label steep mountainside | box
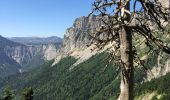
[9,36,62,70]
[0,51,21,78]
[0,53,120,100]
[53,15,105,66]
[57,15,170,81]
[62,15,102,53]
[0,35,61,78]
[0,35,23,78]
[1,51,170,100]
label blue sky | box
[0,0,140,38]
[0,0,93,38]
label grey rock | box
[0,36,61,78]
[62,15,103,53]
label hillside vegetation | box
[0,52,119,100]
[135,72,170,100]
[0,51,170,100]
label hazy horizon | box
[0,34,63,38]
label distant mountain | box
[0,35,23,49]
[0,35,61,78]
[9,36,62,45]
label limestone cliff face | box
[62,6,169,53]
[43,44,61,60]
[158,0,169,8]
[0,35,61,77]
[52,15,104,66]
[4,45,37,65]
[4,44,60,69]
[63,15,102,53]
[7,36,62,66]
[0,36,22,78]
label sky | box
[0,0,140,38]
[0,0,93,38]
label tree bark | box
[118,26,134,100]
[117,0,134,99]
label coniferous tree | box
[89,0,169,100]
[21,87,34,100]
[0,86,14,100]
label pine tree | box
[0,86,14,100]
[89,0,169,99]
[21,87,33,100]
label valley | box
[0,14,170,100]
[0,0,170,100]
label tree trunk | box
[117,0,134,100]
[118,26,134,100]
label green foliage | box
[0,86,14,100]
[0,52,119,100]
[151,95,159,100]
[90,78,120,100]
[1,51,170,100]
[21,87,33,100]
[134,67,146,83]
[135,72,170,100]
[22,53,45,71]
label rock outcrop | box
[53,15,105,66]
[0,36,22,78]
[62,15,102,53]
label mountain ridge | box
[8,36,62,45]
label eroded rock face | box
[4,45,37,65]
[4,44,60,66]
[158,0,169,8]
[63,15,103,53]
[7,36,62,66]
[43,44,60,61]
[0,35,62,77]
[52,15,104,65]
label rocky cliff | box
[52,15,106,66]
[0,35,22,78]
[0,35,62,77]
[62,15,102,53]
[4,44,61,65]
